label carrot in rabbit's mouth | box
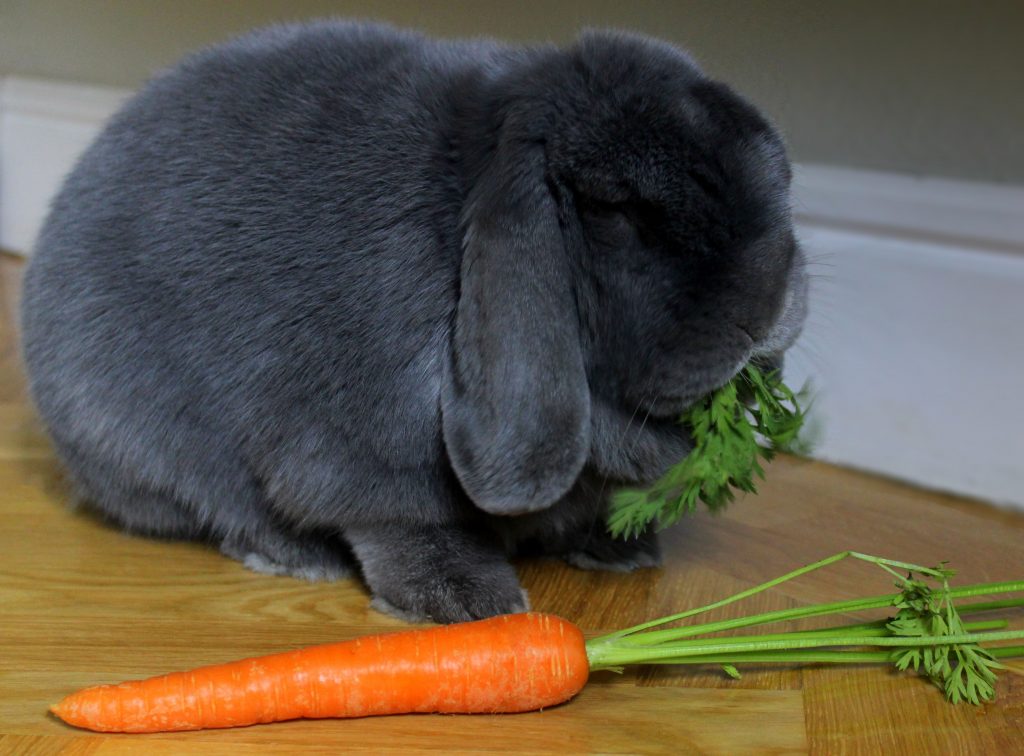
[607,364,807,538]
[50,552,1024,732]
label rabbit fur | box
[21,21,808,622]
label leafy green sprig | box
[583,551,1024,705]
[887,572,1007,704]
[608,364,806,538]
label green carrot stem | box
[586,629,1024,670]
[987,645,1024,658]
[640,650,891,665]
[612,619,1006,650]
[616,644,1024,667]
[938,581,1024,601]
[611,551,942,639]
[955,597,1024,614]
[765,618,1007,640]
[598,580,1024,648]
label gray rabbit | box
[21,21,807,622]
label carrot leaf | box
[607,364,808,538]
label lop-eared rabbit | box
[22,22,807,622]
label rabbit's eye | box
[580,195,633,228]
[583,196,625,215]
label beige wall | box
[2,0,1022,183]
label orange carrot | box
[50,613,590,733]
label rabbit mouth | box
[640,353,754,418]
[641,393,705,418]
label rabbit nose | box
[737,322,768,344]
[753,255,809,357]
[752,352,785,375]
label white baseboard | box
[2,75,1022,509]
[793,163,1024,255]
[784,228,1024,510]
[0,76,130,254]
[786,167,1024,511]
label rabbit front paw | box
[347,524,528,623]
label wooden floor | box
[2,251,1023,754]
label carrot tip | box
[50,697,77,723]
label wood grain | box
[2,252,1022,754]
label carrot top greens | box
[608,364,806,538]
[584,551,1024,705]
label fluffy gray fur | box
[21,21,807,622]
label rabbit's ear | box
[442,133,590,516]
